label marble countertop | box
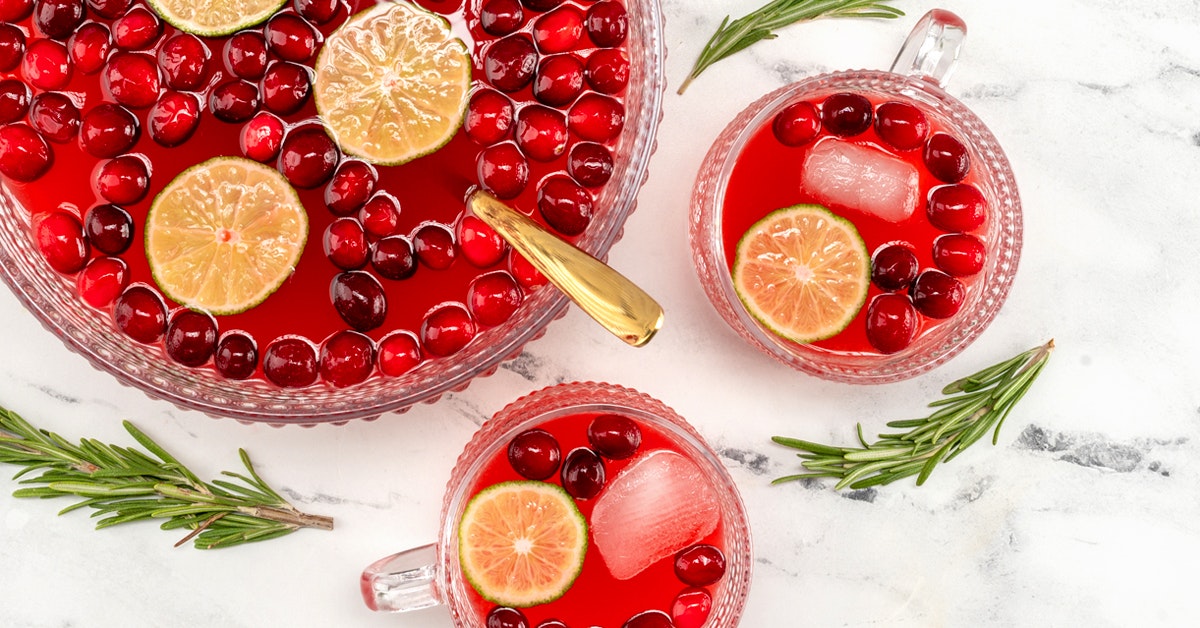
[3,0,1199,626]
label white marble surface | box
[3,0,1200,626]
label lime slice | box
[459,481,587,608]
[732,204,870,343]
[313,2,471,166]
[145,157,308,315]
[146,0,287,37]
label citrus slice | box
[313,1,471,166]
[146,0,287,37]
[458,481,588,608]
[732,204,870,343]
[145,157,308,315]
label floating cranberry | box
[261,61,311,115]
[0,24,24,72]
[458,215,506,267]
[0,123,53,182]
[586,1,627,47]
[567,142,613,188]
[319,330,375,388]
[465,89,513,145]
[35,210,87,273]
[585,48,628,94]
[480,0,523,36]
[538,176,592,236]
[148,91,200,147]
[535,621,567,628]
[0,0,33,22]
[533,6,582,54]
[478,142,529,199]
[215,332,258,380]
[324,217,368,270]
[586,413,641,460]
[671,588,714,628]
[294,0,338,24]
[278,125,337,188]
[568,93,623,142]
[622,610,671,628]
[866,293,918,354]
[23,39,72,91]
[83,203,133,254]
[377,331,421,377]
[85,0,128,19]
[533,55,584,107]
[933,233,986,277]
[33,0,85,40]
[262,337,318,388]
[821,92,872,137]
[371,235,417,280]
[521,0,561,11]
[103,52,161,109]
[112,7,162,50]
[910,270,965,319]
[561,447,605,499]
[265,13,318,62]
[325,160,376,215]
[413,223,455,270]
[331,271,387,331]
[924,132,971,183]
[486,607,528,628]
[67,22,110,75]
[674,544,726,586]
[515,104,568,162]
[29,92,80,143]
[240,111,284,162]
[927,183,986,232]
[421,303,475,357]
[224,31,268,80]
[165,310,218,367]
[209,79,260,122]
[80,103,138,158]
[484,34,537,93]
[507,428,561,480]
[468,271,521,326]
[113,285,166,343]
[0,80,29,124]
[159,34,210,91]
[773,100,820,146]
[95,155,149,205]
[870,243,918,291]
[358,192,400,237]
[76,255,128,308]
[509,251,546,290]
[875,101,929,151]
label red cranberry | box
[875,101,929,151]
[112,7,162,51]
[76,255,128,307]
[421,303,475,357]
[866,293,918,354]
[324,217,368,270]
[331,271,387,331]
[377,331,421,377]
[0,123,53,182]
[0,0,33,22]
[515,104,567,161]
[0,24,25,73]
[585,1,627,47]
[910,270,965,319]
[480,0,523,36]
[483,34,537,93]
[533,54,584,107]
[325,160,376,215]
[159,34,210,91]
[261,61,311,115]
[532,6,582,54]
[588,413,641,459]
[924,132,971,182]
[33,0,85,40]
[262,337,318,388]
[371,235,417,280]
[674,544,726,586]
[585,48,629,94]
[458,215,506,267]
[927,184,987,232]
[215,332,258,380]
[85,0,128,19]
[103,52,160,109]
[95,155,149,205]
[278,125,337,188]
[468,271,521,326]
[23,39,72,90]
[0,80,29,124]
[83,203,134,254]
[623,611,672,628]
[165,310,218,367]
[568,142,612,188]
[80,103,138,158]
[240,111,284,162]
[561,447,605,499]
[773,100,820,146]
[35,210,88,273]
[478,142,529,199]
[821,92,873,137]
[568,93,623,142]
[671,588,713,628]
[509,251,546,290]
[358,192,400,237]
[29,92,80,143]
[413,223,455,270]
[933,233,986,277]
[535,621,567,628]
[265,13,317,62]
[113,286,166,343]
[294,0,338,24]
[537,176,592,236]
[148,91,200,147]
[521,0,561,11]
[319,330,375,387]
[465,88,514,145]
[507,428,561,480]
[871,243,918,291]
[224,31,268,80]
[209,79,260,122]
[486,607,528,628]
[67,22,110,74]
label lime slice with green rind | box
[146,0,287,37]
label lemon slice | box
[732,204,870,343]
[145,157,308,315]
[459,481,587,608]
[147,0,287,37]
[314,1,471,166]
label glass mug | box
[361,381,753,627]
[690,9,1023,384]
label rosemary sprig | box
[773,340,1054,490]
[0,407,333,548]
[679,0,905,94]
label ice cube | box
[591,449,720,581]
[801,138,920,222]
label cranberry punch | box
[361,382,752,627]
[691,10,1022,383]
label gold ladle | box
[467,190,664,347]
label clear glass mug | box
[690,9,1022,384]
[360,381,753,626]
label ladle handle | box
[890,9,967,88]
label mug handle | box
[360,543,442,612]
[890,9,967,88]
